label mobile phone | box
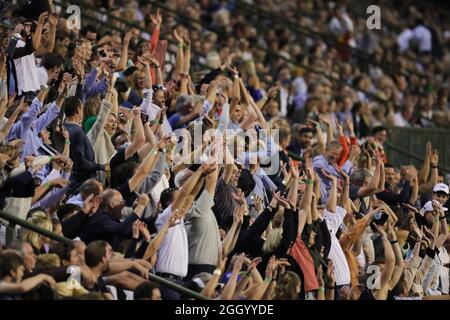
[140,112,149,124]
[373,212,389,225]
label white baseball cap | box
[420,200,448,215]
[433,183,449,195]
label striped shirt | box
[324,206,351,286]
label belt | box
[155,272,184,281]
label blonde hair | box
[36,253,61,269]
[262,228,283,254]
[21,216,53,250]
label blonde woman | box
[20,216,53,255]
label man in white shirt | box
[154,163,214,299]
[413,21,432,53]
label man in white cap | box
[431,183,450,208]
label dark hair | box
[299,127,315,135]
[134,281,160,300]
[371,126,388,136]
[85,241,108,268]
[49,242,77,263]
[41,53,64,70]
[0,251,23,279]
[64,96,83,117]
[80,25,97,37]
[159,188,178,210]
[237,169,256,197]
[384,163,395,169]
[111,129,129,148]
[56,204,81,221]
[79,179,102,200]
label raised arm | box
[116,32,132,72]
[418,142,431,184]
[124,107,146,160]
[128,136,170,192]
[299,158,314,234]
[322,169,337,213]
[373,224,396,300]
[36,13,58,55]
[32,12,48,51]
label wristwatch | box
[41,84,49,90]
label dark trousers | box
[186,264,216,280]
[156,273,185,300]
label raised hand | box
[425,142,432,158]
[345,117,355,136]
[150,8,162,29]
[233,205,245,225]
[232,189,247,207]
[48,13,58,27]
[253,195,264,213]
[136,193,150,207]
[335,119,344,136]
[173,29,184,44]
[37,11,49,26]
[373,223,387,238]
[49,177,70,189]
[321,168,336,182]
[430,149,439,167]
[267,85,280,100]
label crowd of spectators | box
[0,0,449,300]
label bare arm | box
[418,142,431,184]
[124,107,146,160]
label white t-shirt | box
[155,206,189,277]
[36,66,48,87]
[324,206,351,286]
[14,39,41,95]
[413,25,432,52]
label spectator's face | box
[151,288,162,300]
[385,167,395,185]
[136,72,146,89]
[230,165,241,186]
[40,129,52,145]
[86,31,97,43]
[432,192,449,205]
[22,242,36,271]
[374,130,387,145]
[105,114,117,135]
[280,134,291,149]
[154,90,165,106]
[299,131,313,148]
[11,264,25,283]
[231,105,242,123]
[324,146,342,164]
[66,247,82,266]
[109,191,126,220]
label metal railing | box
[0,210,209,300]
[385,127,450,175]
